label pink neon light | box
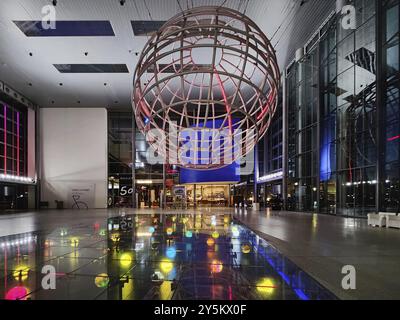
[3,105,6,174]
[214,68,233,133]
[17,112,20,176]
[387,135,400,142]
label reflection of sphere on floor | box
[95,273,109,288]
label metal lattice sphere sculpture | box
[133,6,280,170]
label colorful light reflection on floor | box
[0,214,337,300]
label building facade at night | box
[274,0,399,217]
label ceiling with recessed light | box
[0,0,334,108]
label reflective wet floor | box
[0,213,336,300]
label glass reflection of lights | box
[231,226,240,238]
[160,259,174,274]
[151,271,165,282]
[60,228,68,237]
[135,242,145,251]
[0,234,37,248]
[185,230,193,238]
[166,247,177,259]
[120,252,133,267]
[212,231,220,239]
[94,273,109,288]
[149,226,155,234]
[13,265,30,281]
[206,238,215,247]
[160,280,172,300]
[5,286,28,300]
[241,244,251,254]
[166,227,173,235]
[151,242,159,250]
[70,237,79,247]
[256,278,276,295]
[99,229,106,236]
[210,260,223,274]
[110,233,120,242]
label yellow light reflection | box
[159,280,172,300]
[122,277,134,300]
[13,265,29,281]
[206,238,215,247]
[241,244,251,254]
[256,278,276,296]
[120,252,133,267]
[110,233,120,242]
[70,237,79,247]
[160,259,174,274]
[212,231,220,239]
[210,260,223,274]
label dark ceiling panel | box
[131,20,166,36]
[54,64,129,73]
[14,20,115,37]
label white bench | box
[368,212,398,228]
[368,213,387,227]
[387,215,400,229]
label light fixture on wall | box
[0,174,35,184]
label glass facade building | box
[284,0,399,217]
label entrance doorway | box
[185,184,231,207]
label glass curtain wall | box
[286,0,383,217]
[287,48,319,212]
[382,0,400,212]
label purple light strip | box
[17,112,20,176]
[3,105,6,174]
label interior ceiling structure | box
[0,0,313,108]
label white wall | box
[40,108,108,209]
